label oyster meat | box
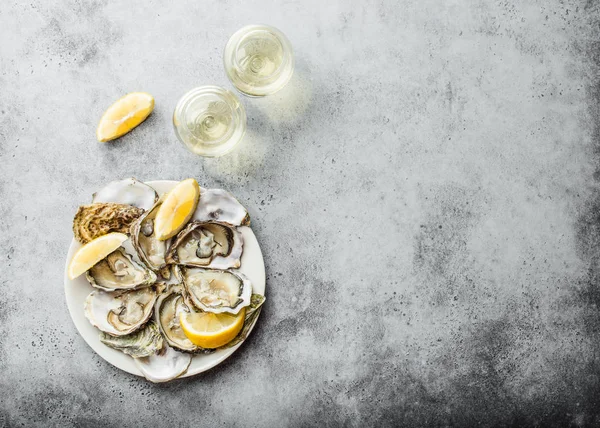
[166,221,243,269]
[92,177,158,211]
[73,203,143,244]
[155,283,212,353]
[130,198,169,272]
[84,284,163,336]
[182,268,252,314]
[192,188,250,226]
[99,320,164,358]
[134,343,192,383]
[86,247,157,292]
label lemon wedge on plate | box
[154,178,200,240]
[67,232,128,279]
[96,92,154,142]
[179,308,246,349]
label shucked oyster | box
[86,247,157,292]
[130,198,169,272]
[165,222,243,270]
[155,283,212,353]
[181,268,251,315]
[192,188,250,226]
[84,284,163,336]
[92,177,158,211]
[99,320,163,358]
[73,203,143,244]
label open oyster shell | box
[134,343,192,383]
[73,203,143,244]
[165,221,243,270]
[192,188,250,226]
[84,284,163,336]
[92,177,158,211]
[99,320,163,358]
[86,247,157,292]
[154,283,212,353]
[181,268,252,315]
[130,198,169,272]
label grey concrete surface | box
[1,0,600,426]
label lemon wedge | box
[67,232,128,280]
[179,308,246,349]
[154,178,200,240]
[96,92,154,142]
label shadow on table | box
[202,57,315,178]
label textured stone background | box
[1,0,600,426]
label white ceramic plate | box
[63,180,265,379]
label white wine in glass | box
[224,25,294,97]
[173,86,246,157]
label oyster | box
[165,222,243,269]
[181,268,252,315]
[130,198,169,272]
[73,203,143,244]
[134,343,192,383]
[92,177,158,211]
[155,283,212,353]
[192,188,250,226]
[84,285,163,336]
[99,320,163,358]
[86,247,157,292]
